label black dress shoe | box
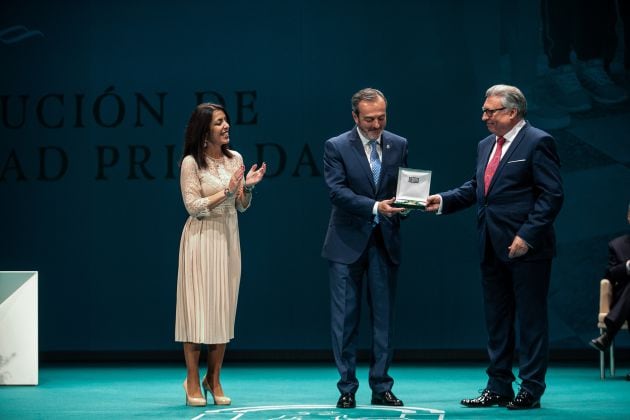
[460,388,513,407]
[336,392,356,409]
[589,332,612,352]
[371,390,403,406]
[506,389,540,410]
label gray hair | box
[351,88,387,115]
[485,84,527,118]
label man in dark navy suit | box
[425,84,564,410]
[590,204,630,377]
[322,88,408,409]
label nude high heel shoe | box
[202,376,231,405]
[183,379,207,407]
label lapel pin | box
[386,144,390,149]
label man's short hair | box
[351,88,387,115]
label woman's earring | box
[203,140,208,148]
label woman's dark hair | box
[181,103,233,168]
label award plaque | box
[394,167,431,209]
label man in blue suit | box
[322,88,408,409]
[425,84,563,410]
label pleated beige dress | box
[175,152,249,344]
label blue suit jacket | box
[322,128,408,265]
[441,122,563,262]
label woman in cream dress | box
[175,103,266,407]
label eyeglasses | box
[481,107,506,117]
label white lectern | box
[0,271,38,385]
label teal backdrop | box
[1,0,629,354]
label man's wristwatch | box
[224,188,234,198]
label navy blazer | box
[322,128,408,265]
[441,122,564,262]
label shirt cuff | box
[626,260,630,276]
[372,202,379,216]
[436,194,444,215]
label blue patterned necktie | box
[368,140,381,187]
[368,139,381,224]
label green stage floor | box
[1,362,630,419]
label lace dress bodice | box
[180,152,248,218]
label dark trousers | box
[606,280,630,335]
[621,0,630,70]
[481,246,551,399]
[541,0,618,67]
[329,226,398,395]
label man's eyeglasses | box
[481,107,506,117]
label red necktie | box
[484,136,505,195]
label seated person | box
[590,204,630,373]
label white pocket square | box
[507,159,526,163]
